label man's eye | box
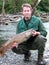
[27,10,29,12]
[24,10,26,12]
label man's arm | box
[38,20,47,37]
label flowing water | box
[0,22,49,63]
[0,23,17,45]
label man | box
[12,3,47,65]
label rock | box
[0,13,49,24]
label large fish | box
[0,29,34,57]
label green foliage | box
[0,0,49,14]
[0,0,34,14]
[37,0,49,12]
[0,0,2,13]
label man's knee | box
[33,35,47,50]
[35,35,47,43]
[12,47,24,54]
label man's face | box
[22,7,32,20]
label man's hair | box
[21,3,32,10]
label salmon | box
[0,29,34,57]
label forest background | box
[0,0,49,15]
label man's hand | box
[9,42,18,49]
[31,30,40,37]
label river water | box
[0,22,49,63]
[0,22,49,43]
[0,23,16,40]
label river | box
[0,22,49,64]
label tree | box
[37,0,49,12]
[1,0,47,14]
[2,0,5,16]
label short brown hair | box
[21,3,32,10]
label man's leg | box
[12,38,32,61]
[33,35,47,65]
[23,36,37,61]
[12,42,29,54]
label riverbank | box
[35,12,49,22]
[0,22,49,65]
[0,13,49,25]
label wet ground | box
[0,22,49,65]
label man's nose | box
[25,11,29,14]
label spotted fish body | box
[0,29,33,57]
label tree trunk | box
[2,0,5,16]
[31,0,41,15]
[31,0,41,7]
